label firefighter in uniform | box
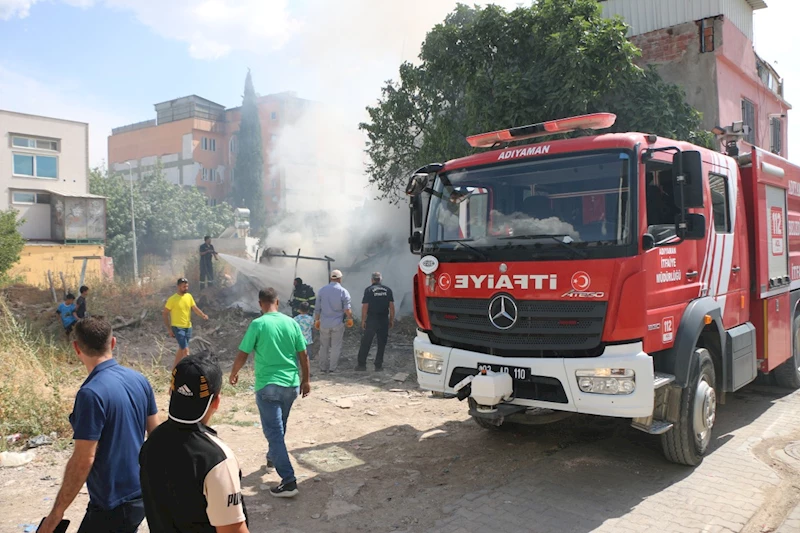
[289,278,316,318]
[356,272,395,371]
[199,236,218,289]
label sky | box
[0,0,797,167]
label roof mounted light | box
[466,113,617,148]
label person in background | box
[56,293,78,339]
[139,352,250,533]
[199,236,219,289]
[314,270,354,373]
[39,318,159,533]
[163,278,209,369]
[356,272,395,371]
[289,277,316,318]
[293,301,315,360]
[76,285,89,319]
[230,288,310,498]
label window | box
[13,153,58,178]
[207,198,218,207]
[201,167,209,181]
[211,138,216,151]
[271,111,278,120]
[709,174,730,233]
[202,137,207,150]
[771,117,783,155]
[229,135,237,155]
[202,137,215,151]
[742,99,756,144]
[12,136,58,151]
[11,191,51,204]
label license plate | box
[477,363,531,381]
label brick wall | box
[631,23,698,64]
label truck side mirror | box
[673,150,704,208]
[679,213,706,240]
[409,231,423,254]
[406,173,429,197]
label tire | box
[774,315,800,389]
[661,348,717,466]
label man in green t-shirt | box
[229,287,310,498]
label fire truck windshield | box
[425,151,633,260]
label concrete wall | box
[631,20,721,131]
[1,110,89,220]
[11,243,106,287]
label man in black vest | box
[356,272,394,371]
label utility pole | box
[125,161,139,281]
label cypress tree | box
[232,69,266,230]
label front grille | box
[449,367,568,403]
[428,297,607,357]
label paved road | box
[433,385,800,533]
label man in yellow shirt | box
[163,278,209,368]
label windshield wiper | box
[498,234,587,258]
[431,239,489,260]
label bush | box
[0,209,25,279]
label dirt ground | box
[4,285,800,533]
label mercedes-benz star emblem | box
[488,294,518,330]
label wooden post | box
[47,270,57,303]
[59,271,68,298]
[79,258,88,288]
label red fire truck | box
[406,113,800,465]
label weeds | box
[0,297,79,441]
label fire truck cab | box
[406,113,800,465]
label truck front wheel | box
[774,315,800,389]
[661,348,717,466]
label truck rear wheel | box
[661,348,716,466]
[774,315,800,389]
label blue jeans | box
[171,327,192,349]
[77,497,145,533]
[255,384,299,484]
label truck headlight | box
[575,368,635,395]
[415,350,444,374]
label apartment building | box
[1,109,108,285]
[600,0,791,156]
[108,91,318,217]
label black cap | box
[168,354,221,424]
[177,277,188,285]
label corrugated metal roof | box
[45,190,106,199]
[746,0,768,9]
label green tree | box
[360,0,712,199]
[231,70,267,230]
[0,209,25,279]
[90,166,233,278]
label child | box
[293,302,315,360]
[56,293,79,338]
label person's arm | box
[217,523,249,533]
[361,303,369,329]
[162,308,174,337]
[389,302,396,328]
[343,289,353,320]
[146,414,160,436]
[297,350,310,397]
[39,440,98,533]
[192,305,209,320]
[229,350,249,385]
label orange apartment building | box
[107,91,308,215]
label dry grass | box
[0,297,80,445]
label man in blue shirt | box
[39,318,160,533]
[314,269,354,373]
